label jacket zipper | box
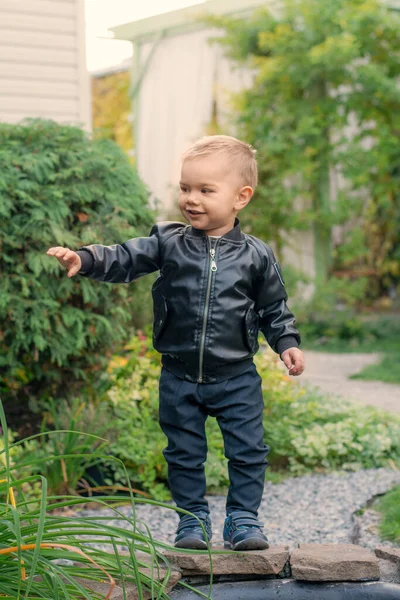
[198,237,219,383]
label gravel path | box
[76,468,400,552]
[278,350,400,414]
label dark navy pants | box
[158,363,270,516]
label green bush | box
[263,382,400,475]
[0,119,153,418]
[21,398,117,499]
[294,296,400,351]
[103,333,400,500]
[294,306,367,346]
[104,333,170,501]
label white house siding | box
[0,0,90,128]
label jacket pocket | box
[244,307,259,354]
[153,293,168,343]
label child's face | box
[179,155,253,236]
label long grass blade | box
[0,399,211,600]
[23,475,48,598]
[0,543,115,599]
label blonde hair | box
[182,135,258,189]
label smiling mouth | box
[187,210,205,215]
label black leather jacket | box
[77,219,301,383]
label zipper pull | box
[210,248,217,272]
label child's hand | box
[281,347,305,376]
[46,247,82,278]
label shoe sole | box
[175,538,211,550]
[224,538,269,551]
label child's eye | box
[201,188,212,194]
[180,187,188,193]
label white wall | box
[136,28,253,213]
[134,27,315,281]
[0,0,91,128]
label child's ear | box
[234,186,253,211]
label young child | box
[47,135,305,551]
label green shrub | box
[259,349,399,474]
[103,333,400,499]
[294,299,400,351]
[0,119,153,418]
[104,333,170,501]
[264,383,400,475]
[294,307,367,346]
[20,398,117,499]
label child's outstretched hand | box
[46,247,82,278]
[281,347,305,376]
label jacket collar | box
[186,218,244,241]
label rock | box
[375,548,400,585]
[291,543,379,581]
[375,546,400,564]
[163,545,289,575]
[377,557,400,585]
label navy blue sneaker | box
[174,511,212,549]
[223,510,269,551]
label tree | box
[208,0,400,299]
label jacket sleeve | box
[254,245,301,356]
[76,224,163,283]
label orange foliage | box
[91,70,134,159]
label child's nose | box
[187,192,200,204]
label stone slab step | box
[291,543,379,581]
[164,543,382,582]
[163,545,290,575]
